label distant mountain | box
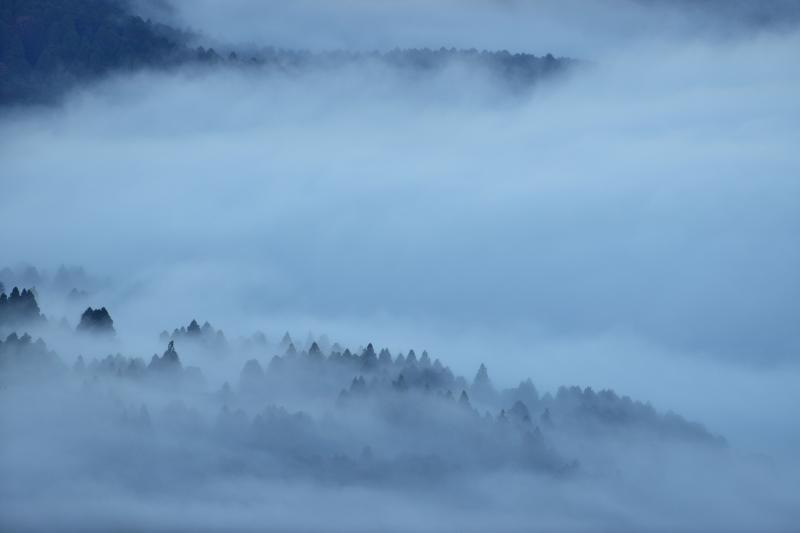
[0,0,574,105]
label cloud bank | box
[1,0,799,530]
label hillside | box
[0,0,573,105]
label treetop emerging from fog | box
[0,0,799,530]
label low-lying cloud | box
[1,0,799,530]
[2,32,797,362]
[143,0,800,55]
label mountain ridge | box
[0,0,573,105]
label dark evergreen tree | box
[471,363,496,403]
[420,350,431,366]
[0,332,61,371]
[473,363,491,388]
[162,341,179,365]
[361,343,378,369]
[308,341,322,358]
[459,390,471,408]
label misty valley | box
[0,0,572,105]
[2,0,800,531]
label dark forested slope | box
[0,0,573,105]
[0,0,192,103]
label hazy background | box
[2,0,799,460]
[142,0,800,55]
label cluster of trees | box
[237,341,471,406]
[0,270,120,340]
[381,47,568,88]
[246,46,572,89]
[218,373,574,479]
[108,396,568,484]
[235,340,722,446]
[148,339,180,372]
[0,279,722,449]
[552,385,726,445]
[77,306,115,335]
[229,341,561,471]
[0,286,44,327]
[0,277,723,479]
[75,339,205,385]
[160,319,231,353]
[204,382,571,481]
[244,340,524,411]
[0,332,60,374]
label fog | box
[149,0,800,55]
[1,0,800,531]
